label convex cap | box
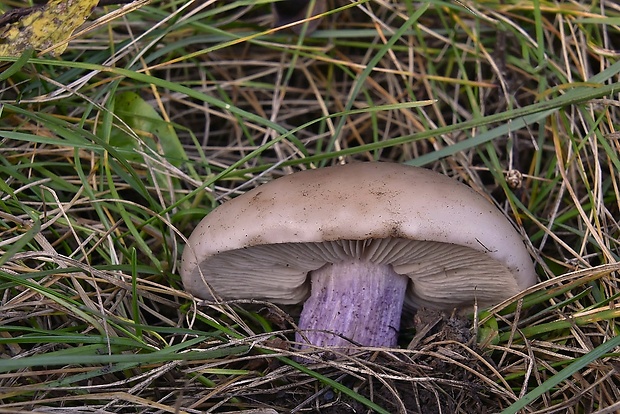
[181,163,537,351]
[181,162,536,312]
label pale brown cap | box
[181,163,536,310]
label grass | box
[0,0,619,412]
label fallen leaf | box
[0,0,98,57]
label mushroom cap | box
[181,162,537,310]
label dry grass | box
[1,0,620,412]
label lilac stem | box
[296,260,408,352]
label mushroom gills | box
[296,260,408,352]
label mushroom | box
[181,163,536,352]
[272,0,326,34]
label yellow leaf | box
[0,0,98,57]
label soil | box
[236,309,505,413]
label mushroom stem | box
[296,260,408,353]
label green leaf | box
[110,91,188,167]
